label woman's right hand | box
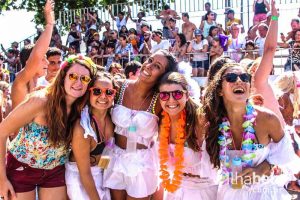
[0,177,16,200]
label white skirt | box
[165,177,218,200]
[65,162,111,200]
[103,145,159,198]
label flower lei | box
[218,100,257,182]
[61,54,97,75]
[159,110,186,193]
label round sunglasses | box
[68,73,91,85]
[90,87,116,97]
[159,90,187,101]
[222,73,251,83]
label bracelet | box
[271,16,279,21]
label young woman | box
[204,62,299,199]
[66,72,115,200]
[103,49,178,200]
[157,72,218,199]
[199,11,217,38]
[171,33,188,62]
[0,55,96,200]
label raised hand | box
[271,0,279,17]
[44,0,55,25]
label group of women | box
[0,0,300,200]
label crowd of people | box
[0,0,300,200]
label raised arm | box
[252,0,285,126]
[108,6,116,21]
[125,4,131,22]
[264,0,271,11]
[0,95,45,200]
[11,0,55,109]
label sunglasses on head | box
[222,73,251,83]
[68,73,91,85]
[159,90,187,101]
[90,87,116,97]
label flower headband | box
[61,54,97,75]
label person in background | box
[119,25,129,37]
[187,29,209,77]
[108,5,131,32]
[201,2,217,22]
[108,62,123,76]
[225,9,244,35]
[181,12,197,42]
[281,19,300,42]
[151,30,170,53]
[66,23,81,53]
[124,61,141,80]
[24,39,31,46]
[210,37,224,64]
[171,33,188,62]
[255,23,268,56]
[253,0,270,25]
[199,11,217,38]
[243,40,258,60]
[130,11,146,35]
[227,22,246,62]
[115,34,133,67]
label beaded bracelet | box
[271,16,279,21]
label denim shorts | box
[191,60,209,70]
[6,152,66,193]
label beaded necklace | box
[218,100,257,182]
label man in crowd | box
[181,12,197,41]
[151,30,170,53]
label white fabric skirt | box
[103,145,159,198]
[65,162,111,200]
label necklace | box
[159,110,186,193]
[92,115,106,143]
[129,86,152,119]
[218,100,257,182]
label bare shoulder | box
[73,119,85,138]
[254,105,282,128]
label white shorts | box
[103,145,159,198]
[65,162,111,200]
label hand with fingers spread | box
[44,0,55,25]
[270,0,279,17]
[0,177,16,200]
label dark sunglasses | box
[68,73,91,85]
[223,73,251,83]
[90,87,116,97]
[159,90,187,101]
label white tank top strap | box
[116,80,129,105]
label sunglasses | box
[222,73,251,83]
[68,73,91,85]
[159,90,187,101]
[90,87,116,97]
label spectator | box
[124,60,141,80]
[0,54,9,83]
[138,21,150,47]
[108,5,131,31]
[74,15,83,33]
[115,34,133,67]
[181,12,197,41]
[37,47,62,87]
[119,25,129,36]
[151,30,170,53]
[253,0,270,25]
[171,33,188,62]
[105,30,118,47]
[50,26,61,47]
[103,42,116,71]
[255,23,268,56]
[139,31,152,62]
[108,62,122,75]
[187,29,209,77]
[24,39,31,46]
[243,40,259,60]
[0,81,11,119]
[207,25,229,51]
[227,22,246,62]
[278,29,300,71]
[282,19,300,42]
[66,22,81,53]
[156,4,180,38]
[5,49,18,82]
[225,9,244,35]
[90,32,101,47]
[199,11,217,38]
[102,21,112,42]
[86,25,98,53]
[128,28,140,55]
[210,37,224,64]
[166,17,179,45]
[89,45,99,58]
[130,11,146,35]
[201,2,217,22]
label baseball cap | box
[141,21,150,28]
[153,30,163,37]
[89,24,97,30]
[194,29,202,36]
[224,9,234,15]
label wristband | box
[271,16,279,21]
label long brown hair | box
[45,55,97,148]
[203,63,246,168]
[159,72,200,151]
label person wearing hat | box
[225,9,244,35]
[182,12,197,41]
[187,29,209,77]
[151,30,170,53]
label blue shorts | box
[191,60,209,70]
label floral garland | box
[218,100,257,182]
[61,54,97,75]
[159,110,186,193]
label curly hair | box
[203,63,246,168]
[159,72,201,151]
[45,55,97,149]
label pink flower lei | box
[218,100,258,183]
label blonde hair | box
[274,71,300,118]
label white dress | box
[65,106,111,200]
[217,130,300,200]
[103,81,159,198]
[164,141,218,200]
